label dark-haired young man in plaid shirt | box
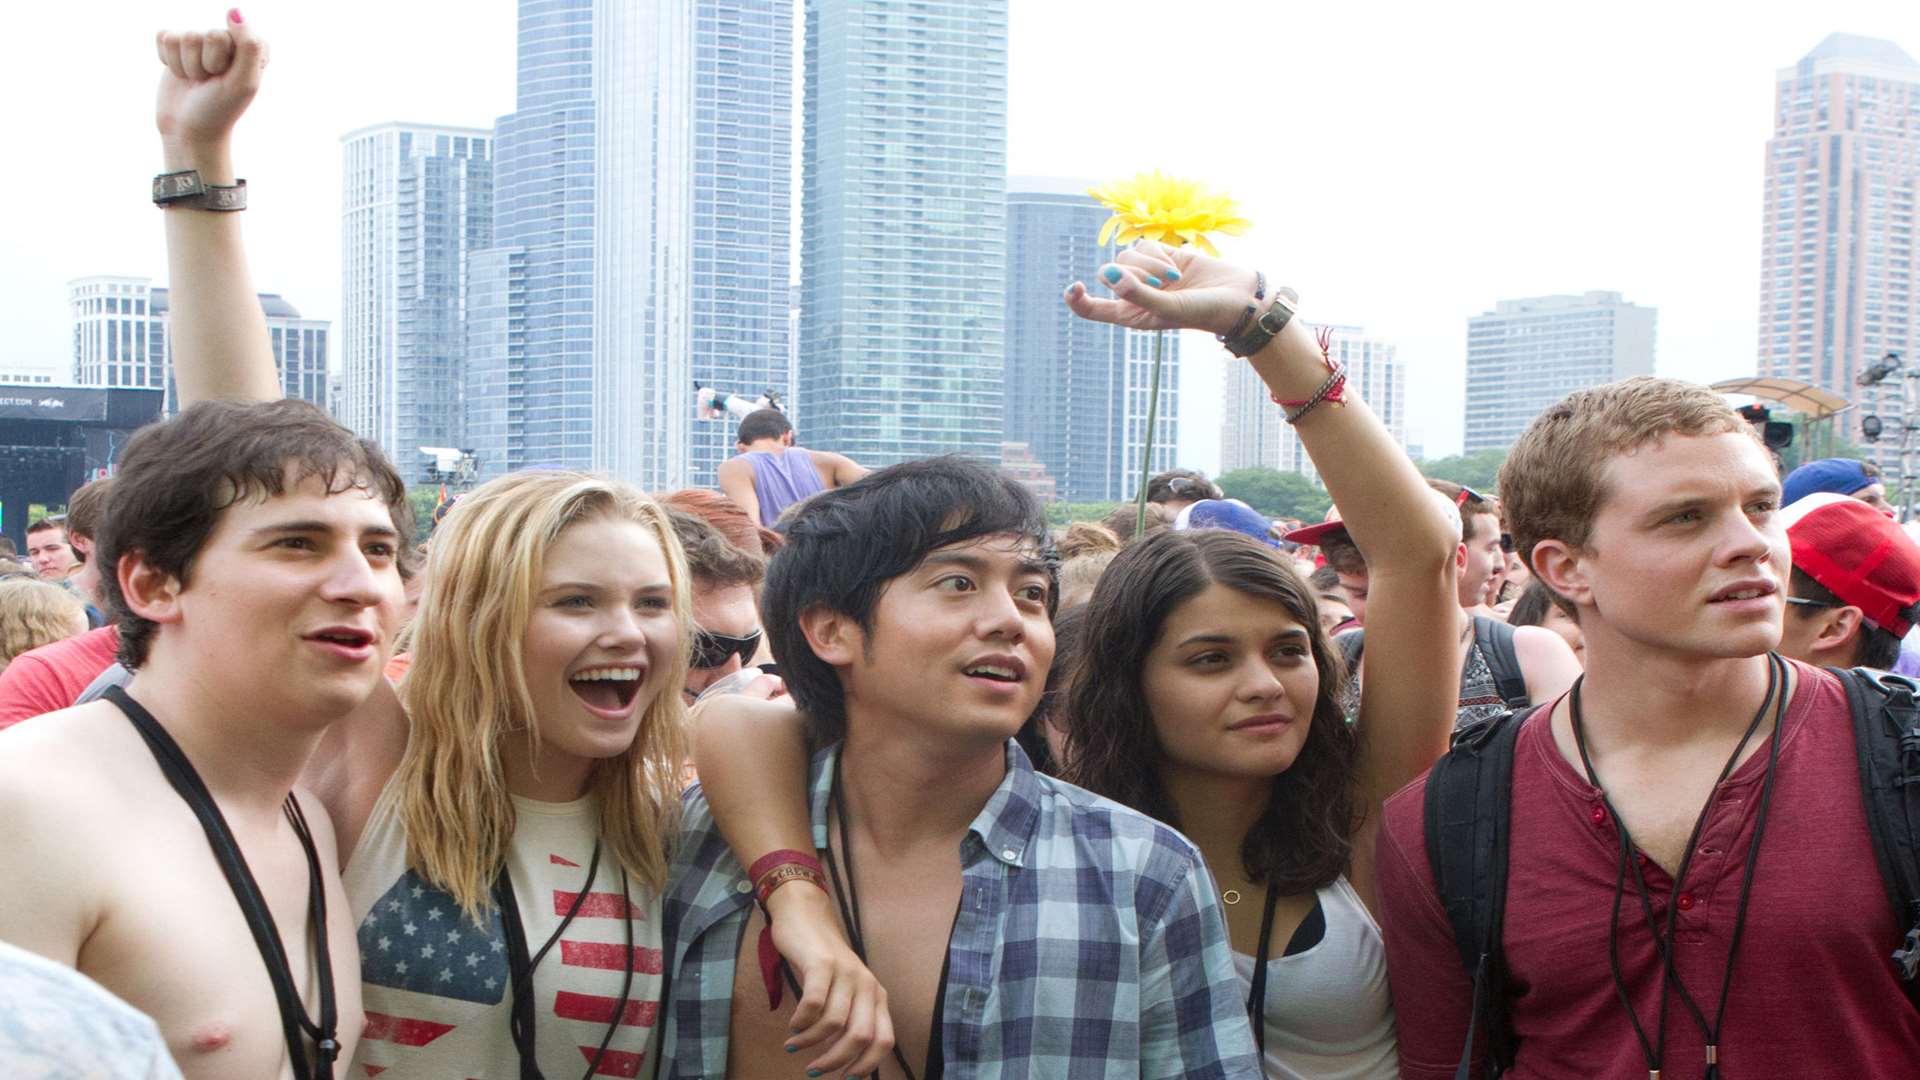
[665,457,1260,1079]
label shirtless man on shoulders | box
[0,14,402,1077]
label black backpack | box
[1339,615,1531,716]
[1422,666,1920,1079]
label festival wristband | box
[749,848,829,1009]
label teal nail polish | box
[808,1071,822,1078]
[785,1045,799,1054]
[1146,276,1163,288]
[1164,269,1181,282]
[1102,267,1121,285]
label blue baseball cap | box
[1782,458,1875,508]
[1175,499,1283,548]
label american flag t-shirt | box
[344,791,664,1079]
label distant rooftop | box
[1790,33,1920,80]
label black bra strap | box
[105,686,337,1079]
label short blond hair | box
[1057,521,1121,561]
[0,578,87,665]
[1499,376,1756,571]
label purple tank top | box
[744,447,827,524]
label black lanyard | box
[822,753,959,1080]
[492,839,636,1080]
[1245,882,1280,1060]
[105,686,339,1080]
[1570,653,1788,1080]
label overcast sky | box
[7,1,1919,468]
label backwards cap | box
[1780,492,1920,636]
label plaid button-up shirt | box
[659,741,1261,1079]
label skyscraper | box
[339,123,492,485]
[1758,34,1920,449]
[1462,292,1656,454]
[470,0,598,480]
[1222,325,1403,484]
[799,0,1009,467]
[68,276,329,415]
[1004,182,1176,502]
[469,0,792,488]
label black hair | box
[1507,579,1577,629]
[761,456,1059,742]
[1145,468,1221,505]
[99,399,412,668]
[1016,604,1086,776]
[1062,529,1357,893]
[1789,567,1901,670]
[737,408,794,445]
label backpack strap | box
[1832,665,1920,997]
[1472,616,1531,711]
[1422,703,1539,1078]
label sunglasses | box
[1454,486,1488,508]
[1783,597,1840,611]
[691,627,763,670]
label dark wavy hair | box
[1062,529,1358,892]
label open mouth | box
[308,628,374,649]
[569,667,643,712]
[963,662,1024,684]
[1709,582,1777,604]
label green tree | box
[1047,501,1124,527]
[1419,448,1509,493]
[407,486,446,541]
[1216,467,1332,521]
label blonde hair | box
[0,578,86,665]
[395,471,692,923]
[1058,551,1116,609]
[1499,376,1755,571]
[1056,521,1121,561]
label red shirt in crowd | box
[0,625,120,730]
[1377,659,1920,1078]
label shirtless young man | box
[0,16,400,1077]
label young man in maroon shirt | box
[1375,377,1920,1078]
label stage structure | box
[0,384,163,553]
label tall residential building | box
[469,0,598,479]
[469,0,792,488]
[1222,325,1403,484]
[1462,292,1656,454]
[686,0,794,487]
[1758,34,1920,451]
[68,276,329,415]
[1004,183,1178,502]
[798,0,1009,467]
[339,123,492,486]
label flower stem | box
[1135,330,1165,535]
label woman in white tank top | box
[1058,245,1465,1080]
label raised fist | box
[155,9,268,151]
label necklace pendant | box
[1222,889,1241,905]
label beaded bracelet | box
[1218,270,1267,344]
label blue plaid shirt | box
[660,741,1261,1079]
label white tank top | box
[1232,875,1400,1080]
[342,776,664,1079]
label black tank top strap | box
[104,685,338,1079]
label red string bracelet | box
[1272,326,1345,408]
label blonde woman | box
[337,472,691,1078]
[0,577,89,674]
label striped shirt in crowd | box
[659,741,1262,1079]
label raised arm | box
[688,693,894,1075]
[155,11,281,406]
[1066,243,1461,894]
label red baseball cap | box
[1782,493,1920,636]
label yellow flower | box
[1088,170,1250,257]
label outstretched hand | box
[156,9,267,153]
[1063,239,1262,337]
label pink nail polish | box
[229,8,244,24]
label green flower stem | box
[1136,329,1165,535]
